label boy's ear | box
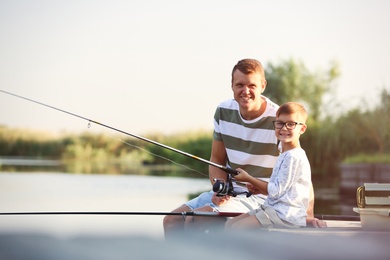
[300,124,307,134]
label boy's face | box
[274,113,307,143]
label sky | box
[1,0,389,136]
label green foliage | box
[0,127,63,158]
[0,126,212,176]
[144,131,212,177]
[343,153,390,164]
[265,58,340,121]
[333,88,390,157]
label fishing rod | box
[0,89,237,175]
[0,211,361,221]
[0,211,241,218]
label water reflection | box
[0,157,204,178]
[0,157,359,216]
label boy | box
[225,102,311,229]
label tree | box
[336,87,390,155]
[265,58,340,121]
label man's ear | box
[261,80,267,93]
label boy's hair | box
[276,102,308,122]
[231,59,265,83]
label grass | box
[343,153,390,164]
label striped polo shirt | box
[213,97,280,190]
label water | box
[0,172,210,239]
[0,156,362,239]
[0,171,387,259]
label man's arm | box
[208,140,228,184]
[208,139,232,206]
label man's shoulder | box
[217,99,238,110]
[263,96,279,117]
[264,96,279,109]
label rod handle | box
[223,167,238,175]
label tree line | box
[1,58,389,177]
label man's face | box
[231,70,266,113]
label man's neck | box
[240,97,267,120]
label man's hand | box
[211,192,230,206]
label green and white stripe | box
[213,98,280,180]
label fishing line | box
[0,89,236,175]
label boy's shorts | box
[248,205,299,228]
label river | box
[0,168,359,239]
[1,172,388,259]
[0,172,210,239]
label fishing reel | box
[213,173,251,197]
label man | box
[163,59,324,237]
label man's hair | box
[276,102,308,122]
[231,59,265,83]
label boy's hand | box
[235,168,250,182]
[246,183,261,195]
[306,218,327,228]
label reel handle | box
[231,190,252,198]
